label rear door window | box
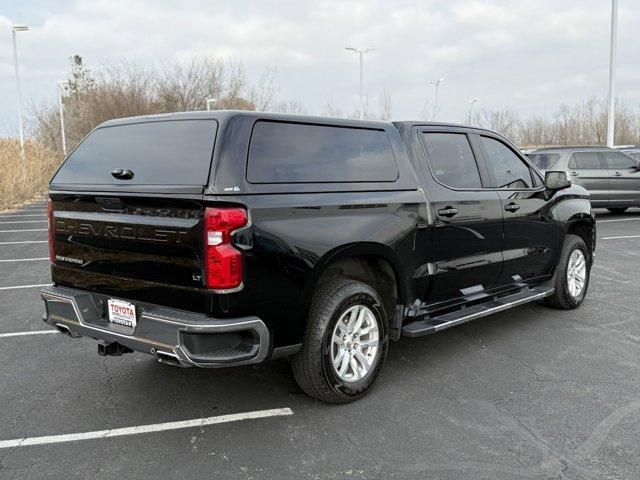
[568,152,604,169]
[604,151,637,169]
[481,136,534,189]
[53,120,217,186]
[246,121,398,183]
[419,132,482,189]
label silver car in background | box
[618,145,640,162]
[526,146,640,213]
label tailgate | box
[50,194,207,311]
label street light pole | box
[430,78,444,120]
[11,24,29,160]
[606,0,618,148]
[345,46,375,120]
[468,98,479,125]
[57,81,68,156]
[359,52,363,119]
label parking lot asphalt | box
[1,202,640,479]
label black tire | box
[607,207,628,214]
[292,279,389,404]
[545,234,590,310]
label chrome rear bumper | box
[41,285,270,368]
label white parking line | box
[0,330,57,338]
[0,214,46,218]
[598,217,640,223]
[0,258,49,263]
[601,235,640,240]
[0,241,48,245]
[0,283,52,291]
[0,229,48,232]
[0,408,293,449]
[0,220,48,224]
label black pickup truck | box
[42,111,595,403]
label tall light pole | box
[606,0,618,148]
[430,78,444,120]
[11,24,29,160]
[345,46,375,120]
[468,98,479,125]
[57,81,69,156]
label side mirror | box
[545,171,571,190]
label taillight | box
[204,207,248,290]
[47,199,55,263]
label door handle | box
[614,171,622,176]
[504,202,520,212]
[571,171,579,177]
[437,207,458,218]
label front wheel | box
[292,279,389,404]
[545,234,590,309]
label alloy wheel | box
[330,304,380,383]
[567,249,587,298]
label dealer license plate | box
[107,298,137,329]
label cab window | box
[419,132,482,189]
[247,121,398,184]
[481,136,534,189]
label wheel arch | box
[301,242,409,341]
[564,214,596,264]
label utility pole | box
[468,98,479,125]
[345,46,375,120]
[430,78,444,120]
[11,24,29,160]
[57,81,69,156]
[606,0,618,148]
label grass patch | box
[0,139,60,211]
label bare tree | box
[273,100,307,115]
[379,89,392,121]
[28,56,640,156]
[30,56,283,155]
[472,97,640,147]
[249,68,278,111]
[472,109,520,141]
[346,90,394,120]
[321,102,343,118]
[420,100,433,121]
[155,56,227,111]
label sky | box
[1,0,639,136]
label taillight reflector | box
[47,199,55,263]
[204,207,247,290]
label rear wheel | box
[607,207,628,214]
[545,234,590,309]
[292,279,389,404]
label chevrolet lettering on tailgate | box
[55,219,188,244]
